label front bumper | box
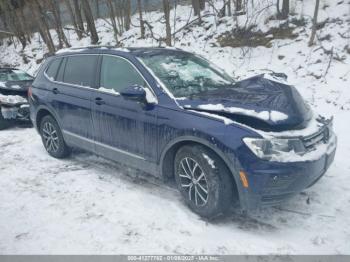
[239,134,337,210]
[0,103,30,122]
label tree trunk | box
[163,0,171,46]
[29,0,55,53]
[95,0,100,18]
[192,0,202,23]
[308,0,320,46]
[235,0,242,11]
[64,0,82,39]
[106,0,118,43]
[72,0,85,34]
[199,0,205,10]
[227,0,232,16]
[81,0,99,44]
[281,0,289,19]
[137,0,145,39]
[0,1,27,49]
[48,0,70,48]
[124,0,131,31]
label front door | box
[91,55,158,173]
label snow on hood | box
[196,103,288,123]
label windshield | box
[0,69,33,82]
[138,53,235,97]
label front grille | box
[302,126,329,150]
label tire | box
[174,145,234,219]
[39,115,70,158]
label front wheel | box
[174,145,234,219]
[39,115,70,158]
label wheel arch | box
[35,106,61,130]
[159,136,242,204]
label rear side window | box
[100,56,145,92]
[63,55,97,87]
[46,58,62,81]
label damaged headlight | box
[243,137,305,160]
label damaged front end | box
[0,94,31,128]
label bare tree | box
[124,0,131,31]
[137,0,145,39]
[277,0,289,19]
[72,0,85,34]
[64,0,83,39]
[192,0,202,23]
[48,0,70,48]
[0,0,27,49]
[235,0,242,11]
[163,0,171,46]
[308,0,320,46]
[227,0,232,16]
[80,0,99,44]
[106,0,119,43]
[29,0,55,53]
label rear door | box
[91,55,158,173]
[47,54,98,152]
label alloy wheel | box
[42,122,59,153]
[178,157,209,207]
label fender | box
[159,135,248,209]
[34,104,62,131]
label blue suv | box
[29,47,337,218]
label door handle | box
[95,97,105,105]
[52,88,59,94]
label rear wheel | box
[39,115,70,158]
[174,145,234,219]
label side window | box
[63,55,97,87]
[46,58,62,81]
[56,57,66,82]
[100,56,145,92]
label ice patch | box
[0,81,6,88]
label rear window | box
[46,58,62,81]
[62,55,97,87]
[0,69,33,82]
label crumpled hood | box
[178,74,312,131]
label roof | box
[54,46,188,57]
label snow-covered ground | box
[0,0,350,255]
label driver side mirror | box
[120,85,146,103]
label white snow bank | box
[197,104,288,122]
